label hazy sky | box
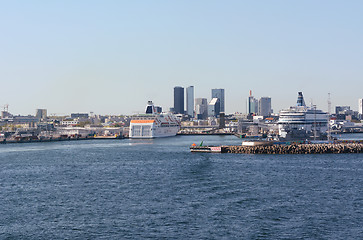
[1,1,362,115]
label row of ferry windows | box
[133,117,156,120]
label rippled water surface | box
[1,135,362,239]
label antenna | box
[328,93,331,141]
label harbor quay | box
[221,142,363,154]
[0,126,126,144]
[0,134,124,144]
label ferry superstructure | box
[129,101,180,138]
[278,92,328,140]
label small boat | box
[190,146,222,153]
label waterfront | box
[1,135,362,239]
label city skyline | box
[2,87,363,117]
[1,1,363,115]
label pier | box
[222,143,363,154]
[191,141,363,154]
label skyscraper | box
[174,86,184,114]
[211,89,225,113]
[36,109,47,120]
[195,98,208,119]
[208,98,220,117]
[259,97,272,117]
[248,90,258,114]
[359,99,363,115]
[186,86,194,117]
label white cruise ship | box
[278,92,328,140]
[129,101,180,139]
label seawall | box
[223,143,363,154]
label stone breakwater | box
[223,143,363,154]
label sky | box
[1,0,362,115]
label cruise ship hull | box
[129,123,179,138]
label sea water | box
[0,135,362,239]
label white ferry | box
[129,101,180,138]
[278,92,328,140]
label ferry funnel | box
[297,92,306,107]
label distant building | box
[248,91,258,114]
[174,86,184,114]
[335,106,350,115]
[219,112,225,128]
[1,111,12,119]
[208,98,220,117]
[195,98,208,120]
[211,89,225,113]
[259,97,272,117]
[186,86,194,117]
[71,113,89,119]
[0,104,11,119]
[60,120,80,126]
[36,109,47,120]
[155,106,162,113]
[4,115,39,127]
[335,106,359,121]
[359,99,363,115]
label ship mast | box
[313,104,317,141]
[327,93,332,141]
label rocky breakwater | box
[223,143,363,154]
